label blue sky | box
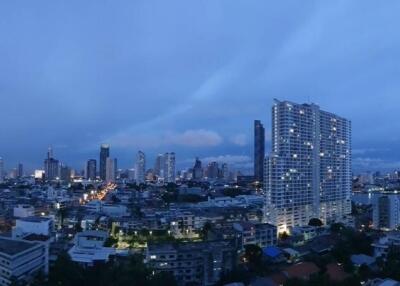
[1,1,400,173]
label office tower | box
[100,144,110,181]
[206,162,219,179]
[0,157,4,182]
[164,152,176,183]
[17,163,23,178]
[114,158,118,180]
[128,169,135,181]
[106,157,116,182]
[135,151,146,184]
[221,163,229,180]
[60,165,72,182]
[44,148,60,181]
[192,158,203,181]
[86,159,97,180]
[154,154,165,179]
[265,100,351,233]
[254,120,265,182]
[372,194,400,230]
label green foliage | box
[44,252,177,286]
[216,266,251,286]
[331,225,372,271]
[308,218,323,227]
[223,188,243,197]
[104,236,118,247]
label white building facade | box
[265,100,351,233]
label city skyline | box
[1,1,400,172]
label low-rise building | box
[372,194,400,231]
[145,240,236,286]
[68,231,115,266]
[13,216,54,237]
[233,222,277,250]
[0,237,47,286]
[13,205,35,218]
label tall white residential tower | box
[264,100,351,233]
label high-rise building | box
[265,100,351,233]
[106,157,116,182]
[254,120,265,182]
[206,162,219,179]
[135,151,146,184]
[100,144,110,181]
[221,163,229,180]
[164,152,176,183]
[60,164,72,182]
[192,158,203,181]
[372,194,400,230]
[114,158,118,180]
[0,157,4,182]
[154,154,164,179]
[44,148,59,181]
[86,159,97,180]
[17,163,23,178]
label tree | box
[201,221,212,239]
[244,244,263,267]
[308,218,323,227]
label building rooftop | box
[0,237,39,256]
[19,216,51,223]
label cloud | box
[165,129,223,147]
[105,129,223,149]
[352,148,390,155]
[353,157,400,171]
[230,134,248,146]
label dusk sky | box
[1,1,400,173]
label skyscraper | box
[154,154,164,179]
[206,162,219,179]
[17,163,23,178]
[44,148,60,181]
[106,157,116,183]
[60,164,72,182]
[135,151,146,184]
[164,152,176,183]
[100,144,110,181]
[192,157,203,181]
[254,120,265,182]
[265,100,351,233]
[86,159,97,180]
[221,163,229,180]
[0,157,4,183]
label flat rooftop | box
[19,216,51,223]
[0,237,39,256]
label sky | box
[1,0,400,173]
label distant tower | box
[135,151,146,184]
[221,163,229,180]
[254,120,265,182]
[206,162,219,179]
[100,144,110,181]
[86,159,97,180]
[192,158,203,181]
[0,157,4,182]
[164,152,176,183]
[154,154,165,179]
[44,147,59,181]
[17,163,23,178]
[106,157,116,183]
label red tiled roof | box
[283,262,320,279]
[326,263,349,282]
